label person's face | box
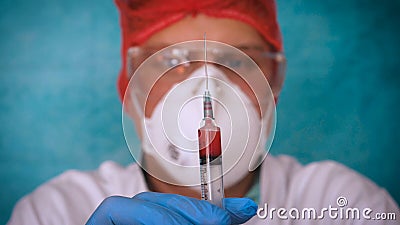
[125,15,278,187]
[127,14,274,137]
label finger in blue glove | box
[223,198,258,224]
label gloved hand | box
[86,192,258,225]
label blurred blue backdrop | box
[1,0,399,223]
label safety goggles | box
[127,43,285,94]
[125,40,286,118]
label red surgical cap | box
[115,0,283,101]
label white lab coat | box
[8,155,399,224]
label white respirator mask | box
[138,65,271,188]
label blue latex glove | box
[86,192,257,225]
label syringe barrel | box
[198,120,224,208]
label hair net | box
[115,0,283,101]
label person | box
[8,0,399,224]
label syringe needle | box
[204,33,208,91]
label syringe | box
[198,34,224,208]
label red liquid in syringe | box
[197,94,224,208]
[198,122,222,164]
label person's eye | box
[164,57,181,67]
[162,49,189,67]
[226,59,243,69]
[217,54,246,70]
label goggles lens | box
[127,44,286,99]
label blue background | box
[1,0,399,223]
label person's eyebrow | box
[236,45,267,51]
[141,43,173,49]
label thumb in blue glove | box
[86,192,257,225]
